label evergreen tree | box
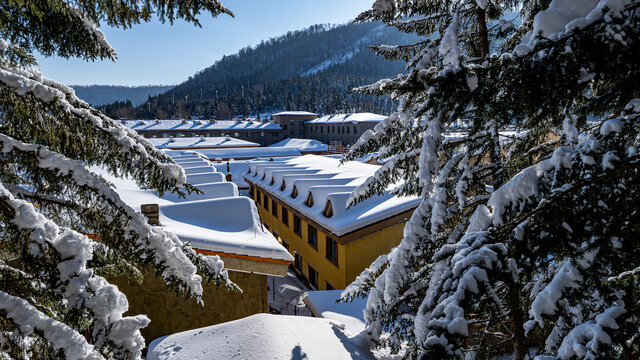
[0,1,236,359]
[342,0,639,359]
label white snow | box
[304,290,368,334]
[269,138,329,152]
[306,113,387,124]
[147,313,374,360]
[146,136,259,150]
[245,155,422,236]
[557,306,626,360]
[97,163,292,263]
[189,147,302,160]
[515,0,631,55]
[273,111,318,116]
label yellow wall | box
[344,222,406,285]
[252,186,406,290]
[111,268,267,345]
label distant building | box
[121,119,284,146]
[304,112,387,146]
[146,136,259,150]
[244,155,420,290]
[272,111,319,138]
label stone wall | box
[111,269,267,345]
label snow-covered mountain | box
[103,22,418,119]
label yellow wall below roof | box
[344,221,405,285]
[253,189,405,291]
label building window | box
[282,207,289,226]
[325,281,335,290]
[308,265,318,289]
[281,238,289,251]
[320,126,323,134]
[263,194,269,211]
[346,126,350,134]
[307,224,317,249]
[326,236,338,265]
[249,186,254,199]
[294,252,302,273]
[256,190,261,205]
[353,126,357,134]
[271,199,278,216]
[263,223,269,231]
[293,215,301,236]
[332,126,335,133]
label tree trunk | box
[507,282,527,360]
[476,6,490,58]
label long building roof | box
[305,112,387,124]
[100,155,292,264]
[146,136,259,149]
[244,155,420,237]
[121,119,282,132]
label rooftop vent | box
[291,186,298,199]
[181,119,187,124]
[280,180,286,191]
[209,119,217,124]
[322,200,334,218]
[305,192,314,207]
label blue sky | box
[36,0,374,86]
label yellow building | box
[245,155,420,290]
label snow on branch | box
[0,134,233,301]
[556,306,626,360]
[0,61,186,190]
[0,291,104,360]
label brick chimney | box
[141,204,160,225]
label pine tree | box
[342,0,639,359]
[0,1,236,359]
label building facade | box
[244,155,420,290]
[304,113,387,146]
[272,111,319,138]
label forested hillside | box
[103,22,417,119]
[72,85,173,107]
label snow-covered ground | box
[267,269,312,316]
[269,138,328,152]
[147,313,375,360]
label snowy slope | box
[147,314,374,360]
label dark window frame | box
[325,280,335,290]
[308,264,318,290]
[326,236,338,266]
[307,224,317,250]
[293,214,301,236]
[271,199,278,216]
[294,252,302,273]
[282,207,289,226]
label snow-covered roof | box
[192,147,302,160]
[97,158,292,263]
[303,290,367,334]
[305,112,387,124]
[147,313,374,360]
[244,155,421,237]
[269,138,328,152]
[146,136,259,149]
[120,119,281,132]
[272,111,318,116]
